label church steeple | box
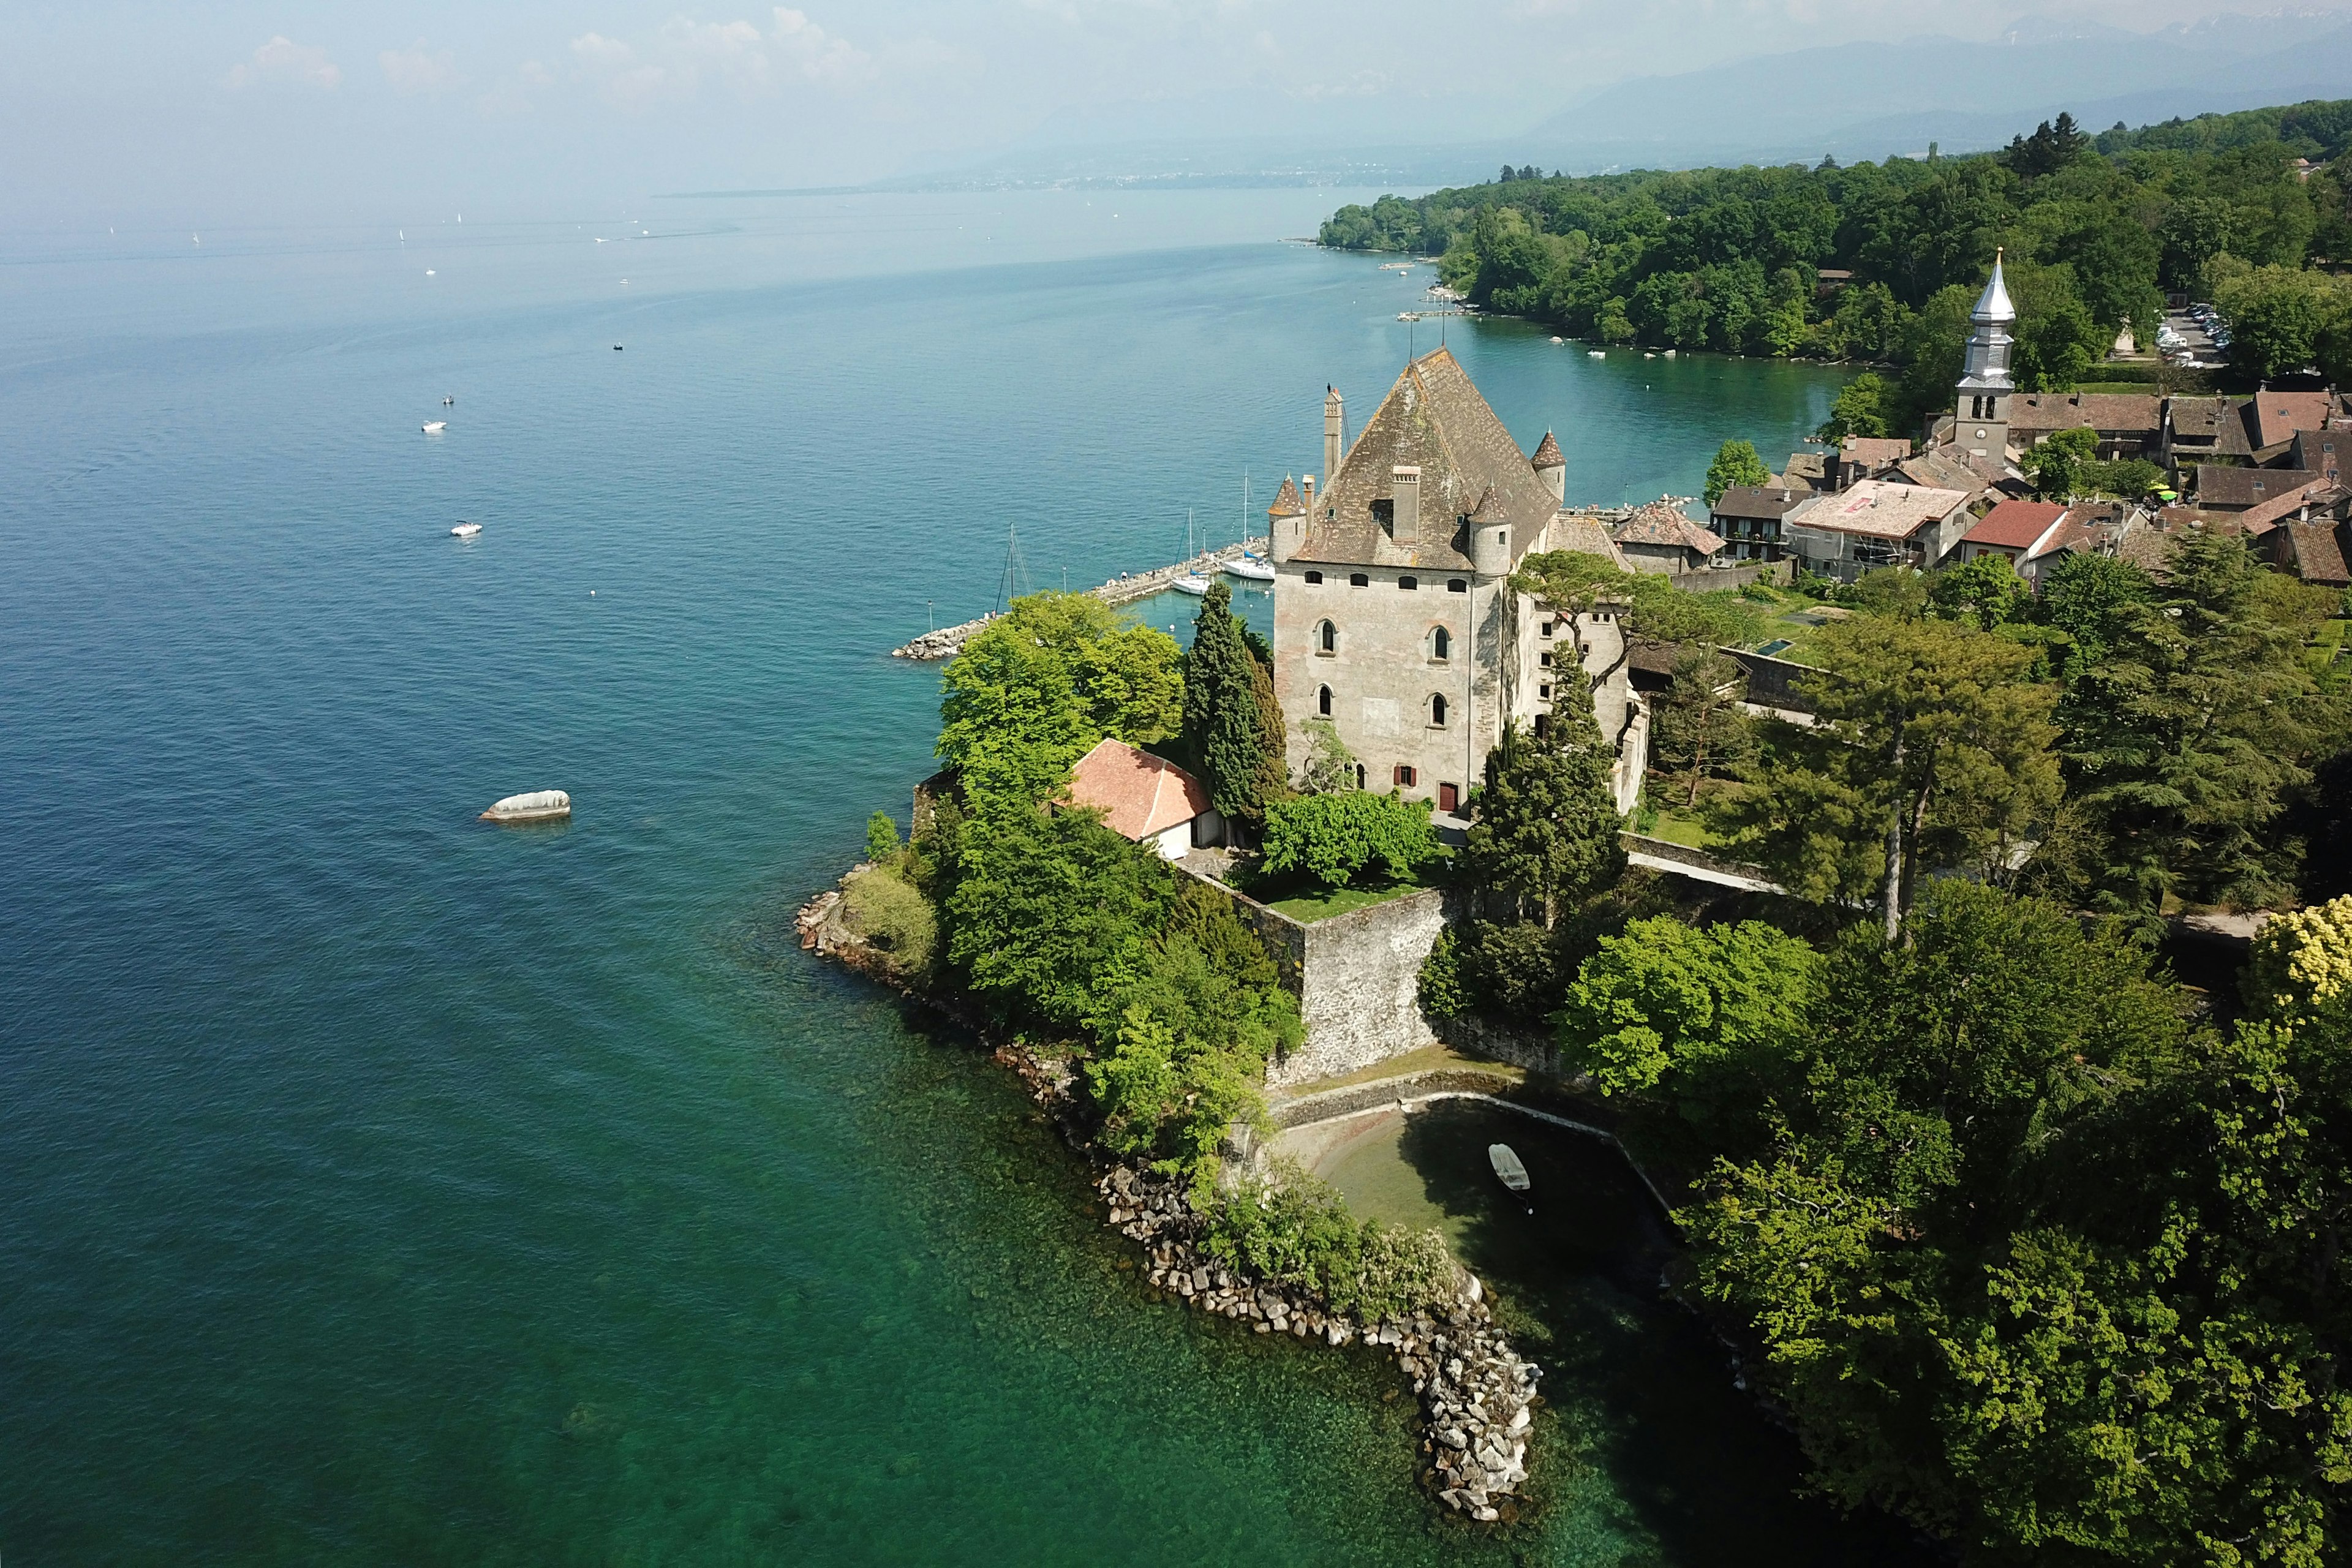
[1953,249,2016,459]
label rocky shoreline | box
[798,876,1544,1523]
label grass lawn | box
[1262,880,1430,924]
[1635,808,1713,849]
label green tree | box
[2057,529,2342,912]
[1650,647,1755,807]
[1297,720,1359,794]
[945,805,1172,1031]
[2021,426,2098,499]
[939,592,1182,812]
[1460,707,1628,929]
[1560,915,1822,1136]
[1707,616,2060,937]
[2037,551,2152,673]
[1815,372,1895,443]
[1183,581,1283,834]
[1931,552,2031,630]
[1705,438,1774,507]
[2206,253,2352,380]
[1258,791,1439,890]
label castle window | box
[1398,575,1417,591]
[1303,570,1324,584]
[1428,626,1450,663]
[1447,578,1467,594]
[1540,620,1555,638]
[1371,499,1393,527]
[1317,684,1332,717]
[1532,715,1550,740]
[1349,572,1369,588]
[1540,651,1552,668]
[1355,763,1367,790]
[1393,764,1417,788]
[1428,694,1449,729]
[1316,619,1337,655]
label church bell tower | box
[1953,250,2016,460]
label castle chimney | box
[1392,466,1421,544]
[1324,386,1344,485]
[1303,473,1316,516]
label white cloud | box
[666,17,775,90]
[380,45,460,95]
[570,32,635,67]
[773,8,872,81]
[225,36,341,90]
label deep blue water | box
[1,190,1881,1564]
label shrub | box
[1205,1160,1458,1322]
[865,810,903,864]
[1418,927,1466,1020]
[1259,790,1439,889]
[842,865,937,973]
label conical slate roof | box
[1267,475,1305,516]
[1298,348,1559,570]
[1531,431,1564,469]
[1972,251,2015,325]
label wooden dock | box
[890,537,1270,662]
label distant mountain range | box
[830,8,2352,194]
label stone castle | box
[1265,348,1647,818]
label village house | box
[1782,479,1975,581]
[2004,392,2162,458]
[1611,501,1727,574]
[2195,464,2322,511]
[1268,351,1646,820]
[1064,738,1223,858]
[1956,499,2067,570]
[1709,484,1805,561]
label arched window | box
[1316,619,1337,655]
[1428,626,1450,663]
[1429,693,1449,728]
[1398,575,1418,591]
[1349,572,1369,588]
[1303,570,1324,584]
[1317,684,1333,717]
[1446,578,1468,594]
[1354,762,1367,790]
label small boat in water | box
[1587,350,1606,359]
[1488,1143,1530,1194]
[450,521,481,538]
[422,420,447,434]
[1223,553,1275,582]
[480,790,570,824]
[1170,575,1211,596]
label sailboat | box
[1222,473,1275,580]
[1170,508,1210,596]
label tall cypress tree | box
[1459,676,1627,928]
[1185,581,1280,833]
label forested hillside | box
[1323,100,2352,434]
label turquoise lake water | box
[0,190,1911,1563]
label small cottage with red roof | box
[1958,500,2067,568]
[1064,739,1222,859]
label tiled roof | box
[1065,739,1210,842]
[1267,475,1305,517]
[2251,391,2337,450]
[1789,480,1972,540]
[1840,436,1911,470]
[1531,430,1564,469]
[1540,511,1633,570]
[2290,426,2348,480]
[1714,484,1809,519]
[1964,499,2067,550]
[2237,480,2339,534]
[2168,396,2256,458]
[1297,348,1558,570]
[1780,453,1830,491]
[2009,392,2162,434]
[2196,464,2319,510]
[2282,521,2352,586]
[1612,503,1724,554]
[1896,448,1994,496]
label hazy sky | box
[1,1,2339,221]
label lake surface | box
[1,189,1875,1564]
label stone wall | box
[1177,866,1450,1089]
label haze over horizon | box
[7,1,2350,224]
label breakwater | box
[889,536,1270,661]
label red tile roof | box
[1065,739,1211,842]
[1964,500,2067,551]
[1531,430,1564,469]
[2251,391,2336,450]
[2236,479,2339,534]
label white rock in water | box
[480,790,570,823]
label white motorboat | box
[1223,554,1276,582]
[1587,350,1606,359]
[1488,1144,1530,1194]
[422,420,447,434]
[480,790,570,824]
[1169,575,1211,596]
[450,521,480,538]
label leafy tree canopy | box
[1259,791,1440,889]
[1704,438,1773,507]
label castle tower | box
[1267,475,1307,564]
[1324,385,1345,486]
[1954,250,2016,459]
[1531,430,1564,505]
